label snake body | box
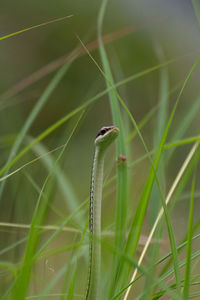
[86,126,119,300]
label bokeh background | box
[0,0,200,298]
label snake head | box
[95,126,119,150]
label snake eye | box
[96,127,108,138]
[100,129,106,135]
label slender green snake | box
[85,126,119,300]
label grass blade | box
[66,260,77,300]
[183,172,196,298]
[97,0,129,296]
[192,0,200,28]
[0,16,73,41]
[98,0,128,245]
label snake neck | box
[86,146,104,300]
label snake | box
[85,126,119,300]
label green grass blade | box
[150,46,168,223]
[0,237,27,256]
[192,0,200,28]
[164,135,200,149]
[0,16,72,41]
[98,0,128,244]
[66,261,77,300]
[144,47,168,299]
[182,172,196,299]
[158,183,181,296]
[97,1,129,296]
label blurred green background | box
[0,0,200,298]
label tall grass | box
[0,2,200,300]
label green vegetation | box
[0,1,200,299]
